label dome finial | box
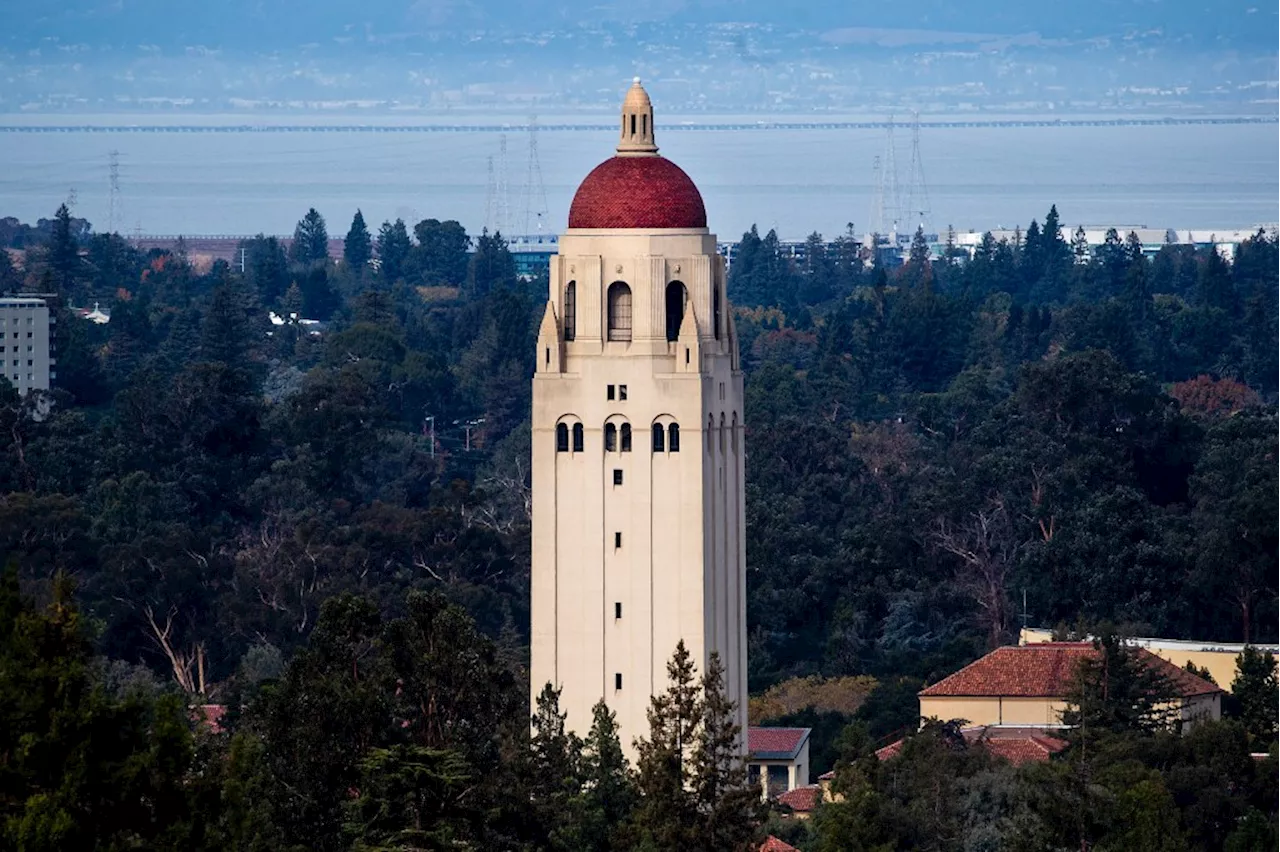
[617,79,658,157]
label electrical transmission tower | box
[903,112,932,234]
[869,155,883,238]
[484,154,498,234]
[881,114,902,240]
[107,149,122,234]
[521,114,550,236]
[495,133,511,237]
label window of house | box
[620,423,632,452]
[618,385,627,400]
[556,423,569,452]
[604,423,617,452]
[665,281,686,341]
[607,282,632,342]
[572,423,584,452]
[613,469,623,486]
[652,423,665,452]
[614,532,622,548]
[564,281,576,341]
[607,384,615,400]
[669,423,680,452]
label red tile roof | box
[568,156,707,230]
[775,785,822,813]
[760,836,800,852]
[874,729,1068,766]
[748,726,810,759]
[192,703,227,734]
[919,643,1221,698]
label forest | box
[0,202,1276,850]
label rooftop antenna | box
[522,114,549,237]
[107,149,122,234]
[904,112,931,234]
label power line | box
[521,114,549,236]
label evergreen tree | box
[1042,204,1067,264]
[200,282,254,366]
[376,219,412,283]
[467,229,516,296]
[0,568,195,849]
[0,246,20,292]
[692,652,761,851]
[1062,634,1177,736]
[1230,647,1278,747]
[579,700,637,851]
[1071,225,1090,265]
[290,208,330,266]
[343,209,372,272]
[1196,243,1236,316]
[529,684,586,850]
[411,218,470,286]
[48,203,81,296]
[240,235,290,306]
[631,641,702,849]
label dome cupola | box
[567,78,707,230]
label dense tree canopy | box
[0,203,1275,848]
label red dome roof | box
[568,156,707,230]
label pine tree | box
[1062,634,1177,736]
[0,246,21,292]
[1071,226,1090,265]
[692,652,761,851]
[200,282,253,366]
[48,203,81,296]
[343,209,372,272]
[631,641,702,849]
[579,700,637,851]
[376,219,412,284]
[467,229,517,296]
[1230,647,1278,747]
[529,684,586,850]
[290,208,329,266]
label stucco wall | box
[530,228,747,762]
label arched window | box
[556,423,569,452]
[731,413,738,453]
[607,282,632,342]
[669,423,680,452]
[719,413,726,451]
[707,415,714,451]
[652,423,665,452]
[572,423,584,452]
[665,281,687,342]
[620,423,632,452]
[604,422,617,452]
[564,281,576,341]
[713,285,722,341]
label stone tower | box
[530,79,747,759]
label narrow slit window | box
[572,423,584,452]
[615,673,623,690]
[713,286,722,341]
[556,423,569,452]
[544,346,550,366]
[607,384,615,401]
[614,532,622,549]
[613,469,623,486]
[669,423,680,452]
[619,385,627,400]
[652,423,665,452]
[604,423,617,452]
[642,114,647,136]
[620,423,632,452]
[564,281,576,341]
[630,114,636,135]
[614,602,622,619]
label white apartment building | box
[0,297,54,395]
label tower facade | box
[531,80,747,758]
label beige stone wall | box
[531,227,747,761]
[919,696,1066,727]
